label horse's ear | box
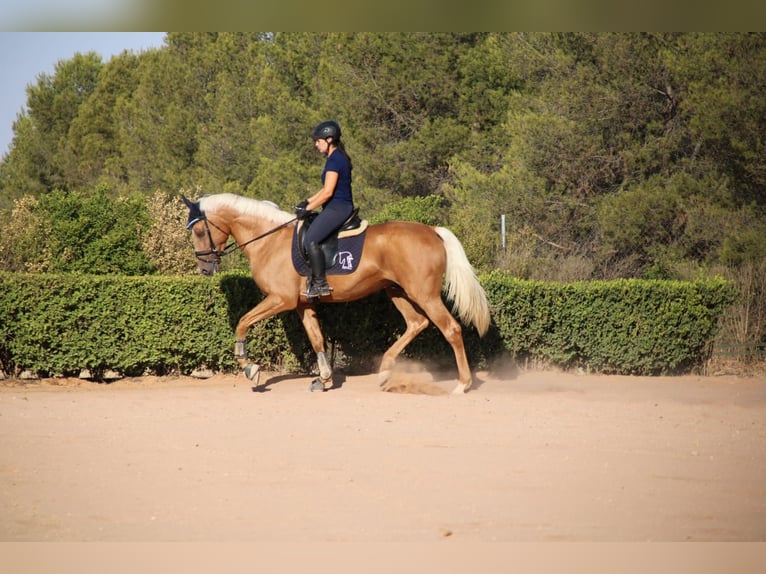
[181,194,195,209]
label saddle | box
[291,208,368,276]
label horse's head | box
[182,195,227,276]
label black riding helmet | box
[311,120,341,141]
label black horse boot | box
[304,241,332,298]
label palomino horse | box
[183,193,490,394]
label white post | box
[500,214,506,250]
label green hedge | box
[0,272,307,378]
[483,271,736,374]
[0,271,734,379]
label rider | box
[295,120,355,299]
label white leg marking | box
[451,382,467,395]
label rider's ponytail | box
[336,139,353,172]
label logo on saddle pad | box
[291,221,368,277]
[338,251,354,271]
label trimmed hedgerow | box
[482,271,735,374]
[0,271,734,378]
[0,272,305,378]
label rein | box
[194,214,297,263]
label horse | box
[183,193,490,394]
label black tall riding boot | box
[304,241,332,298]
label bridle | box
[189,215,230,264]
[188,211,297,264]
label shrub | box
[0,271,735,378]
[483,271,736,374]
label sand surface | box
[1,366,765,542]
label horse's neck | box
[229,215,288,249]
[230,218,264,243]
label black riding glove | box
[295,199,310,220]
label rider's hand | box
[294,200,310,220]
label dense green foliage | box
[0,272,306,377]
[484,272,735,374]
[0,272,733,378]
[0,33,763,363]
[1,33,764,279]
[41,186,152,274]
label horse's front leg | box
[234,294,291,387]
[297,305,333,391]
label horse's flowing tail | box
[434,227,490,337]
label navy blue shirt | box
[322,150,353,207]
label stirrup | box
[303,279,332,299]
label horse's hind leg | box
[417,298,473,394]
[378,286,431,388]
[297,305,333,391]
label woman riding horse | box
[184,119,490,393]
[295,120,355,299]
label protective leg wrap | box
[234,339,247,360]
[317,351,333,382]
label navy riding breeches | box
[304,202,354,246]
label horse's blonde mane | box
[199,193,294,225]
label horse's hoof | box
[243,363,261,386]
[309,378,325,392]
[377,370,391,388]
[451,382,468,395]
